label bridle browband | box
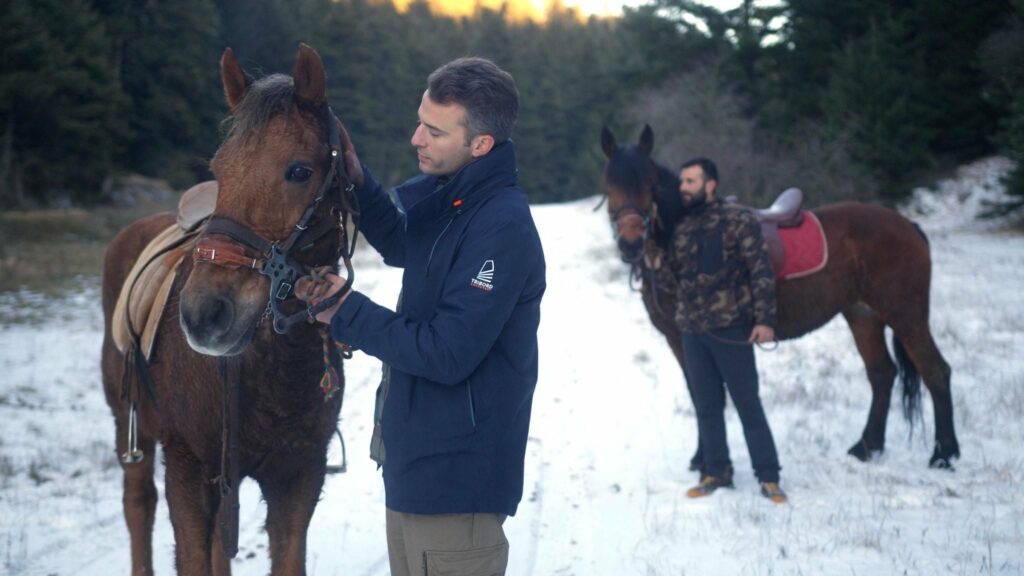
[193,104,360,334]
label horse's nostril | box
[207,297,233,331]
[183,295,235,342]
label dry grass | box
[0,199,178,294]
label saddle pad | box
[777,211,828,280]
[112,224,194,360]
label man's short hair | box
[680,157,719,184]
[427,57,519,144]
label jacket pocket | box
[408,378,477,439]
[424,542,508,575]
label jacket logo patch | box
[470,260,494,292]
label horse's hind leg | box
[114,410,158,576]
[843,308,898,462]
[890,321,959,468]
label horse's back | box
[813,202,927,252]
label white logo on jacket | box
[470,260,494,291]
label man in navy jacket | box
[299,57,545,575]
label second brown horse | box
[600,125,960,471]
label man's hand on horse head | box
[336,119,365,189]
[294,267,350,323]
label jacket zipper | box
[426,210,461,273]
[467,379,477,429]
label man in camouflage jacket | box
[652,157,787,504]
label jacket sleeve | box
[329,217,541,385]
[738,213,777,328]
[354,164,407,267]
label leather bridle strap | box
[194,239,261,270]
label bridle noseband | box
[193,105,360,335]
[610,200,656,266]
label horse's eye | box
[286,165,313,183]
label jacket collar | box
[397,141,518,226]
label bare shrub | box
[623,59,878,207]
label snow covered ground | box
[1,157,1022,575]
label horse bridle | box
[192,105,360,335]
[609,199,657,266]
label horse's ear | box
[293,43,327,109]
[221,48,250,109]
[601,126,618,159]
[638,124,654,156]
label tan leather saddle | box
[111,181,217,360]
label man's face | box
[410,91,477,176]
[679,165,714,207]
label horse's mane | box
[652,161,683,248]
[222,74,298,144]
[606,146,683,249]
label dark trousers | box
[682,325,781,483]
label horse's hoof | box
[929,446,959,471]
[847,440,881,462]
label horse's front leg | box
[115,413,159,576]
[259,460,326,575]
[164,436,220,575]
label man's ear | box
[470,134,495,158]
[705,178,717,197]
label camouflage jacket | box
[652,198,777,333]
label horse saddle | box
[112,181,218,360]
[734,188,828,280]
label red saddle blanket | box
[776,211,827,280]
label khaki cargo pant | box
[386,507,509,575]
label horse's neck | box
[652,164,682,249]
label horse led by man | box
[600,125,960,471]
[101,44,357,574]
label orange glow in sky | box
[389,0,623,21]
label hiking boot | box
[686,475,734,498]
[760,482,788,504]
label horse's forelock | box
[222,74,299,143]
[605,146,654,201]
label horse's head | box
[180,44,351,356]
[601,125,663,264]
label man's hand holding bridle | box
[295,266,351,324]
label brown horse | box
[101,44,357,574]
[600,125,960,469]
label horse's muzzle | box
[618,237,643,264]
[180,270,263,356]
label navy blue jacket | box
[330,142,546,515]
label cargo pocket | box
[423,542,509,575]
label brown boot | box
[686,475,734,498]
[760,482,788,504]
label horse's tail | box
[893,336,923,434]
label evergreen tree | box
[91,0,222,187]
[822,17,933,201]
[0,0,129,206]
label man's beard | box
[681,186,708,208]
